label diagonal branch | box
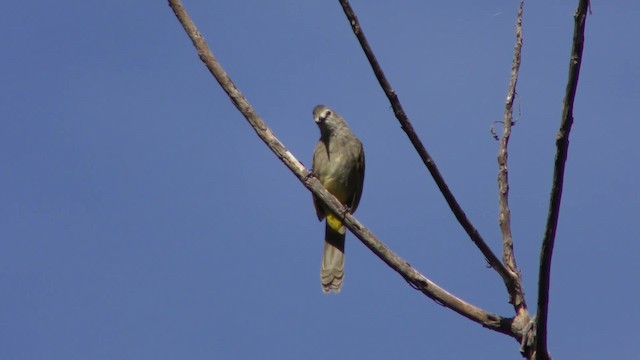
[534,0,590,359]
[337,0,519,302]
[167,0,517,338]
[498,0,528,320]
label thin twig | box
[337,0,519,301]
[534,0,590,359]
[498,1,529,320]
[167,0,516,338]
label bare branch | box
[167,0,515,338]
[534,0,590,358]
[498,1,529,319]
[337,0,519,302]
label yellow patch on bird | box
[321,178,348,235]
[326,213,346,235]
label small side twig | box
[534,0,590,359]
[498,0,529,321]
[167,0,516,338]
[337,0,519,304]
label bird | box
[311,105,365,293]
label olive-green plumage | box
[312,105,365,293]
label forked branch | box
[167,0,515,338]
[337,0,520,306]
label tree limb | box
[498,0,529,321]
[167,0,516,338]
[337,0,519,304]
[534,0,590,359]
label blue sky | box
[2,1,639,359]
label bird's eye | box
[322,110,331,120]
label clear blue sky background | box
[2,1,638,359]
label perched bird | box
[311,105,365,293]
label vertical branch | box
[498,1,528,320]
[534,0,590,359]
[337,0,518,298]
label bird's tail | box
[321,221,345,293]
